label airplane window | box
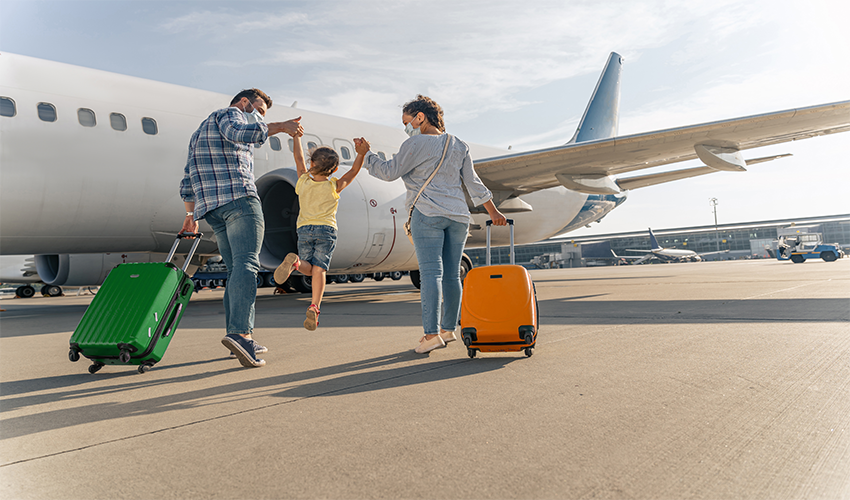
[37,102,57,122]
[0,97,15,117]
[269,136,282,151]
[377,151,387,160]
[307,141,318,150]
[288,139,294,152]
[77,108,96,127]
[340,146,351,160]
[110,113,127,131]
[141,117,158,135]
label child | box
[274,133,366,330]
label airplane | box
[625,228,730,263]
[1,51,848,293]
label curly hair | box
[309,146,340,176]
[402,95,444,132]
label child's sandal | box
[304,304,320,331]
[274,253,300,285]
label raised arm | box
[337,138,369,192]
[293,133,307,177]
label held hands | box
[353,137,370,155]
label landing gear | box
[41,285,63,297]
[409,270,420,289]
[15,285,35,298]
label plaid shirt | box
[180,107,268,219]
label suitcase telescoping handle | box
[166,232,204,272]
[485,219,515,266]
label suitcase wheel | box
[119,351,132,364]
[524,348,533,357]
[69,349,80,362]
[138,363,153,374]
[467,348,477,358]
[88,363,103,374]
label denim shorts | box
[297,225,338,270]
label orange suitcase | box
[461,220,538,358]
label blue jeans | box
[410,208,469,335]
[203,196,264,335]
[297,224,338,270]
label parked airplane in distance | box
[1,51,848,292]
[625,228,730,263]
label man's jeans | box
[410,208,468,335]
[203,196,264,335]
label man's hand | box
[181,216,199,236]
[267,116,303,137]
[354,137,370,155]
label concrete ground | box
[0,259,848,499]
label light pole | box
[709,198,719,252]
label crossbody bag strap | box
[408,134,452,217]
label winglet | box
[648,228,662,251]
[568,52,623,144]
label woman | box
[355,95,507,354]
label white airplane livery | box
[1,51,848,291]
[625,228,730,264]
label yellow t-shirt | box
[295,173,340,229]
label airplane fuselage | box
[1,53,611,282]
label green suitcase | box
[68,234,202,374]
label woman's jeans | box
[410,208,469,335]
[203,196,264,336]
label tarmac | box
[1,259,848,500]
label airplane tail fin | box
[648,228,662,251]
[568,52,623,144]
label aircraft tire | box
[349,274,365,283]
[42,285,63,297]
[16,285,36,298]
[289,275,312,294]
[390,271,403,281]
[409,270,421,289]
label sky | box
[1,0,848,237]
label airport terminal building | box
[465,214,850,267]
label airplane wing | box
[474,100,850,195]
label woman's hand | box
[482,200,507,226]
[489,209,508,226]
[354,137,371,155]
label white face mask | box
[244,103,264,123]
[404,121,420,137]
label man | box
[180,88,302,368]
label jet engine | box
[34,252,200,286]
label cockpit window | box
[141,117,157,135]
[0,97,16,117]
[78,108,96,127]
[110,113,127,131]
[37,102,57,122]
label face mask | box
[404,121,420,137]
[244,103,264,123]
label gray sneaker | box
[226,338,268,360]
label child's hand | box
[354,137,371,155]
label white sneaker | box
[415,335,445,354]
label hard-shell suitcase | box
[68,234,202,374]
[460,220,538,358]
